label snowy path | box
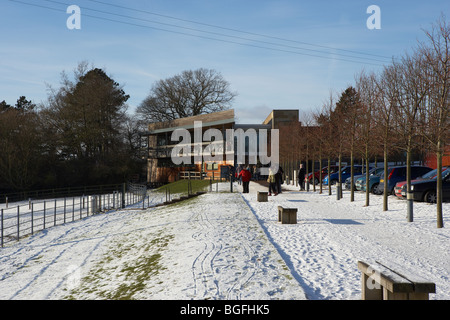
[0,184,305,300]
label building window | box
[206,163,219,171]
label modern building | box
[141,109,300,184]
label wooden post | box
[281,208,297,224]
[257,191,268,202]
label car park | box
[323,165,372,186]
[378,165,433,195]
[355,168,384,193]
[400,167,450,203]
[346,167,384,190]
[306,165,339,185]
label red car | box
[307,165,339,185]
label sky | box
[1,0,449,124]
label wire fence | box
[0,180,225,248]
[0,182,155,247]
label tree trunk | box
[338,153,343,199]
[350,149,355,202]
[406,139,413,223]
[383,145,389,211]
[437,140,444,228]
[328,157,332,196]
[365,155,370,207]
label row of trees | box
[0,64,235,194]
[0,64,141,192]
[280,17,449,228]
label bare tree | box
[318,92,337,196]
[333,87,361,199]
[137,68,236,122]
[417,15,450,228]
[390,53,431,222]
[374,65,398,211]
[356,70,378,206]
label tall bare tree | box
[417,16,450,228]
[333,87,361,200]
[137,68,236,123]
[374,65,398,211]
[391,53,431,222]
[356,70,378,206]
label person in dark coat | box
[298,163,306,191]
[238,166,252,193]
[275,165,284,194]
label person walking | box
[298,163,306,191]
[238,166,251,193]
[267,167,277,196]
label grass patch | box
[154,179,221,195]
[65,232,174,300]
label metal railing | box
[0,181,219,248]
[0,183,153,247]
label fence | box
[0,183,125,205]
[0,180,221,248]
[0,182,155,248]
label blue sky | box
[1,0,449,123]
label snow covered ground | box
[0,181,448,300]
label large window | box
[206,163,219,171]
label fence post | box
[43,201,46,230]
[1,208,3,247]
[54,199,57,226]
[64,198,66,224]
[122,183,126,208]
[17,205,20,241]
[31,203,34,235]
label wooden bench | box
[278,206,297,224]
[357,260,435,300]
[257,191,268,202]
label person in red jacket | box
[238,166,252,193]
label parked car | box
[345,167,384,190]
[402,168,450,203]
[353,167,385,192]
[306,165,339,185]
[394,167,448,199]
[323,165,372,186]
[378,165,433,195]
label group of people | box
[236,163,306,195]
[267,166,284,196]
[236,164,284,196]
